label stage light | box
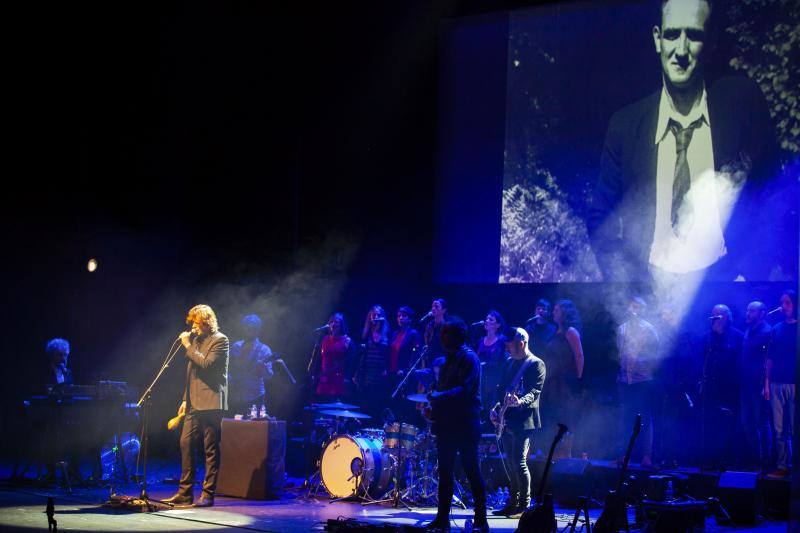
[87,258,98,272]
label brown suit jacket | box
[183,331,229,411]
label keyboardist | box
[44,338,73,386]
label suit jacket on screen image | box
[183,331,230,411]
[587,76,782,282]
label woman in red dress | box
[315,313,354,400]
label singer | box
[696,304,742,469]
[164,304,229,508]
[314,313,354,400]
[354,305,391,418]
[615,296,658,468]
[476,310,507,426]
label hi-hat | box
[318,409,372,419]
[314,400,358,410]
[406,393,430,404]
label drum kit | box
[305,394,465,508]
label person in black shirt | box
[739,301,772,471]
[354,305,390,419]
[765,290,797,478]
[423,298,449,364]
[425,317,488,532]
[696,304,742,470]
[525,299,556,356]
[490,328,545,518]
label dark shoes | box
[473,517,490,532]
[491,498,518,516]
[424,517,450,531]
[163,493,193,506]
[508,499,531,519]
[193,494,215,507]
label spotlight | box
[87,258,98,272]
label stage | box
[0,460,790,532]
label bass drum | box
[320,435,390,499]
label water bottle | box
[503,486,510,505]
[665,480,674,501]
[259,404,266,419]
[250,404,258,419]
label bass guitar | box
[516,423,568,533]
[593,414,642,533]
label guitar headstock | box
[555,423,569,441]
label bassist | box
[490,327,546,518]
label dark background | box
[2,0,797,470]
[1,0,548,458]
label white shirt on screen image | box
[648,86,729,274]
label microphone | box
[767,307,782,315]
[313,324,329,333]
[419,311,433,322]
[708,315,723,320]
[526,314,542,322]
[471,320,485,327]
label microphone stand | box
[303,332,324,490]
[106,338,183,512]
[391,346,428,399]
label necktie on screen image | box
[669,117,704,241]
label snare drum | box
[399,423,419,452]
[384,422,401,449]
[320,435,390,498]
[357,427,385,440]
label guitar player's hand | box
[507,394,521,407]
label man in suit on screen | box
[587,0,780,283]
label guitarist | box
[490,327,546,518]
[425,317,488,532]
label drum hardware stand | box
[406,424,437,505]
[569,496,592,533]
[303,467,324,499]
[302,432,328,499]
[362,453,413,510]
[329,464,371,503]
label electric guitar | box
[593,414,642,533]
[515,423,568,533]
[492,381,524,439]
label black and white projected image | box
[500,0,799,283]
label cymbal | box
[406,393,430,403]
[314,400,359,410]
[318,409,372,419]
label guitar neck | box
[616,414,642,491]
[536,425,567,504]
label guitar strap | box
[506,355,535,395]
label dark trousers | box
[739,387,772,470]
[436,431,487,521]
[501,427,534,503]
[618,381,657,460]
[179,409,223,497]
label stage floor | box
[0,481,790,533]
